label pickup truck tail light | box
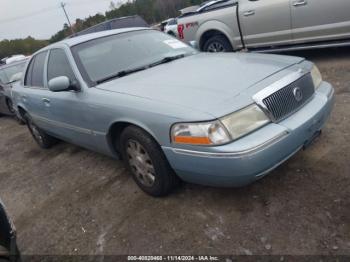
[177,24,185,39]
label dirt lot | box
[0,47,349,256]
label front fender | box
[15,101,28,119]
[107,117,161,146]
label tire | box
[167,31,176,37]
[203,35,233,52]
[15,115,25,125]
[120,126,180,197]
[24,113,57,149]
[5,98,15,115]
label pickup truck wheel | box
[25,113,57,149]
[203,35,233,52]
[120,126,180,197]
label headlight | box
[171,104,270,146]
[220,104,270,140]
[171,121,230,146]
[311,65,322,89]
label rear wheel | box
[5,98,15,115]
[25,113,58,149]
[203,35,233,52]
[120,126,180,197]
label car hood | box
[97,53,304,118]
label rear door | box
[290,0,350,43]
[238,0,292,48]
[21,51,52,130]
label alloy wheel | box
[207,42,226,52]
[126,139,156,187]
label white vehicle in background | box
[164,18,178,37]
[1,55,27,65]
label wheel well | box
[17,106,26,119]
[199,30,230,51]
[108,122,158,159]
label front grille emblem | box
[293,87,303,102]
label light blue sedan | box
[12,28,335,196]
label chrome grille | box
[262,73,315,122]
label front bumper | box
[162,81,335,187]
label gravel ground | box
[0,47,349,256]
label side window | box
[31,51,48,87]
[47,49,76,82]
[25,52,47,87]
[24,58,35,86]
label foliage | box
[0,37,48,60]
[1,0,206,59]
[50,0,207,43]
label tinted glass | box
[47,49,76,82]
[24,58,35,86]
[72,30,196,84]
[31,51,47,87]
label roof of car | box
[51,27,151,48]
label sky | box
[0,0,126,40]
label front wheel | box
[203,35,233,52]
[120,126,180,197]
[25,113,58,149]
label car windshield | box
[0,62,26,84]
[71,30,197,85]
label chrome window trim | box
[253,69,308,122]
[167,131,289,159]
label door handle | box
[243,10,255,16]
[42,98,50,103]
[293,0,307,6]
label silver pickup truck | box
[177,0,350,52]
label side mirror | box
[48,76,79,92]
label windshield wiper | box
[149,54,186,68]
[96,65,148,84]
[96,54,186,84]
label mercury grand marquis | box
[12,28,335,196]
